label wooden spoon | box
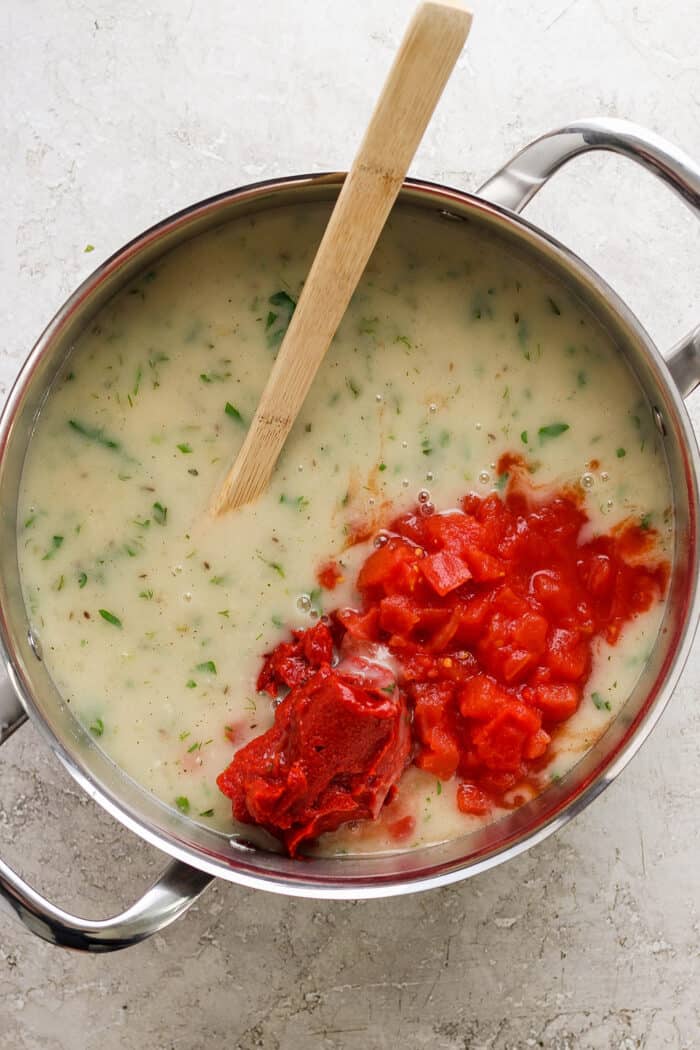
[210,1,472,516]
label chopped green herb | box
[381,683,397,695]
[54,574,65,592]
[266,291,296,349]
[592,691,611,712]
[175,796,190,814]
[89,717,104,736]
[436,780,442,795]
[177,442,193,454]
[421,437,432,456]
[269,290,296,310]
[84,244,95,253]
[210,575,225,585]
[640,513,652,530]
[68,419,121,451]
[99,609,122,628]
[520,430,528,445]
[199,809,214,818]
[78,571,87,589]
[195,660,217,674]
[186,679,197,689]
[495,471,509,492]
[616,447,627,458]
[378,462,387,472]
[271,614,284,629]
[152,502,168,525]
[187,741,201,753]
[42,535,64,560]
[24,515,36,529]
[225,402,244,424]
[256,553,285,578]
[279,493,309,511]
[547,296,561,316]
[179,731,190,741]
[538,422,570,443]
[139,589,154,600]
[346,377,361,398]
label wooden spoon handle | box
[210,1,472,515]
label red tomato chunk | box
[218,455,669,854]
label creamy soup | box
[17,204,672,854]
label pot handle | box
[0,669,213,951]
[477,117,700,397]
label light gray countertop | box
[1,1,699,1046]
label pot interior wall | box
[0,177,695,895]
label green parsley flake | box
[99,609,122,627]
[42,535,64,560]
[68,419,121,451]
[225,402,244,424]
[175,796,190,814]
[538,422,570,443]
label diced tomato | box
[451,594,492,645]
[357,538,421,596]
[463,547,506,582]
[420,550,472,596]
[317,560,344,590]
[533,683,580,721]
[458,674,508,720]
[412,681,461,780]
[379,595,421,636]
[545,628,589,681]
[523,727,551,759]
[335,606,380,641]
[422,511,479,554]
[578,552,614,600]
[457,782,491,816]
[472,703,541,772]
[388,814,416,841]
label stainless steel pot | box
[1,119,698,952]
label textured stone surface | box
[1,0,699,1046]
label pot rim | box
[1,170,698,899]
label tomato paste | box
[218,456,668,854]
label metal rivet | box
[28,629,42,661]
[652,407,667,436]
